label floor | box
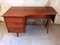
[0,23,60,45]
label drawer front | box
[27,15,49,19]
[4,17,25,24]
[7,23,24,28]
[8,28,25,33]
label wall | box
[23,0,48,6]
[50,0,60,24]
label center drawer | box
[27,15,49,19]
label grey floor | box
[0,23,60,45]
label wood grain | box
[4,17,26,33]
[3,7,57,17]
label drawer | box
[4,17,25,23]
[7,23,24,28]
[27,15,49,19]
[8,28,25,33]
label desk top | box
[3,7,57,17]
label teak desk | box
[3,7,57,37]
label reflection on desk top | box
[3,7,57,17]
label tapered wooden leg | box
[46,19,51,33]
[47,24,49,33]
[45,19,48,28]
[17,33,19,37]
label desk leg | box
[45,19,48,28]
[17,33,19,37]
[46,19,51,33]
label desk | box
[3,7,57,37]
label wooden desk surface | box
[3,7,57,17]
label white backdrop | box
[2,0,48,6]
